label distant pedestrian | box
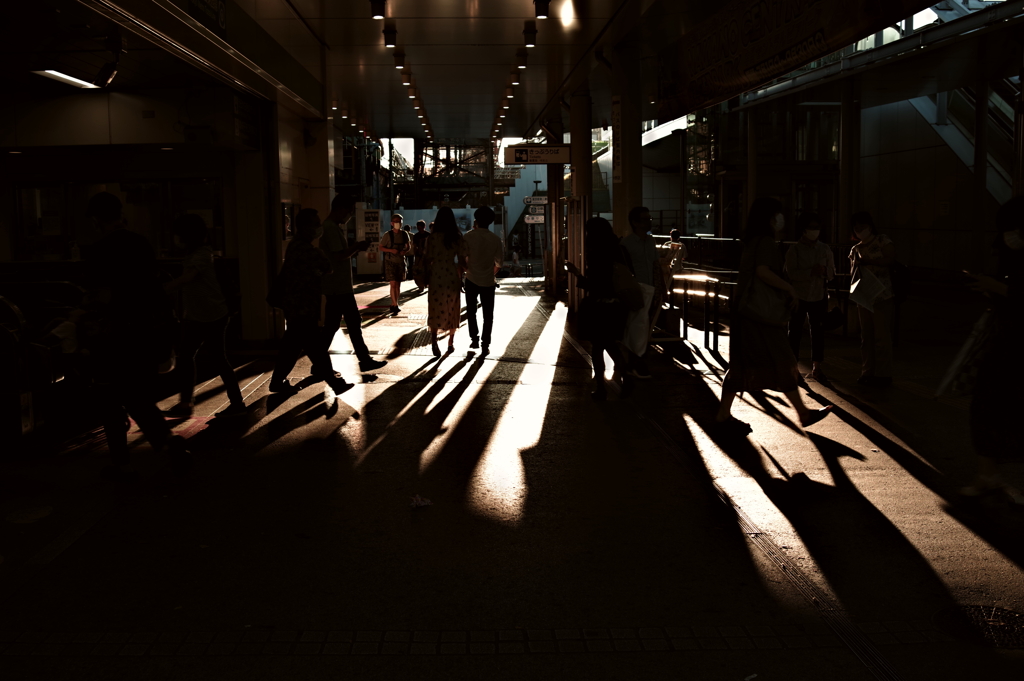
[403,224,414,275]
[268,209,352,394]
[849,211,895,387]
[620,206,662,378]
[566,217,630,400]
[80,192,190,480]
[412,220,430,291]
[464,206,504,355]
[163,214,246,417]
[423,207,468,356]
[379,213,411,314]
[715,198,832,434]
[960,196,1024,505]
[320,194,387,372]
[784,212,835,382]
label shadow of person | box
[385,328,431,360]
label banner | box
[657,0,937,119]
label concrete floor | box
[1,279,1022,680]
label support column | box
[570,87,593,211]
[1014,50,1024,196]
[839,79,861,244]
[672,129,688,232]
[973,76,990,269]
[546,118,565,297]
[611,40,643,237]
[746,109,757,217]
[486,137,495,207]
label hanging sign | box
[524,215,545,224]
[527,206,545,215]
[505,145,571,164]
[523,196,549,205]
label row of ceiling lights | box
[372,1,434,142]
[493,4,551,143]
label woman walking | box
[566,217,630,400]
[715,198,832,434]
[423,207,468,356]
[164,214,246,417]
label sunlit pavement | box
[1,280,1022,679]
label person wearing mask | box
[715,197,832,434]
[960,196,1024,505]
[619,206,662,378]
[784,213,835,382]
[412,220,430,292]
[320,194,387,373]
[463,206,504,355]
[422,207,468,356]
[80,192,191,480]
[849,211,896,387]
[163,214,246,417]
[379,213,411,315]
[269,209,352,394]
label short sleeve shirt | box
[320,217,353,295]
[380,229,410,264]
[620,232,658,286]
[464,228,504,287]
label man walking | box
[320,194,387,372]
[379,213,410,315]
[464,205,504,355]
[620,206,662,378]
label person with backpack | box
[849,211,896,387]
[379,213,411,315]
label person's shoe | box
[800,405,833,428]
[358,358,388,372]
[431,341,441,357]
[163,402,193,418]
[481,344,489,356]
[390,305,401,315]
[269,378,299,394]
[100,465,139,483]
[470,338,480,349]
[326,375,354,393]
[714,417,752,436]
[216,402,247,417]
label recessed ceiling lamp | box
[510,70,520,85]
[383,25,397,48]
[370,0,386,20]
[401,70,412,85]
[31,69,99,89]
[515,49,528,69]
[394,52,405,69]
[523,21,537,47]
[534,0,550,20]
[505,87,514,99]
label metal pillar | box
[839,80,861,244]
[611,39,642,237]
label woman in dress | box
[849,211,896,387]
[565,217,630,400]
[715,197,832,434]
[423,207,468,356]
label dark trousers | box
[323,292,370,362]
[272,315,333,383]
[788,297,827,363]
[465,280,496,345]
[97,353,171,467]
[177,315,243,405]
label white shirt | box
[464,228,504,287]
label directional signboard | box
[524,215,545,224]
[523,196,548,205]
[527,206,545,215]
[505,145,571,165]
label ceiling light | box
[505,87,514,99]
[407,87,416,99]
[497,121,503,126]
[516,49,528,69]
[499,112,505,118]
[502,100,510,109]
[534,0,549,19]
[160,147,173,150]
[394,52,405,69]
[523,21,537,47]
[370,0,386,20]
[383,25,397,48]
[510,70,520,85]
[9,151,22,154]
[413,99,421,109]
[32,70,99,89]
[401,70,412,85]
[418,114,424,119]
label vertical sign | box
[356,208,382,275]
[611,95,623,184]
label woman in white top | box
[849,211,896,387]
[784,213,835,382]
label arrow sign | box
[524,215,545,224]
[523,196,548,205]
[505,144,571,164]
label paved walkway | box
[1,279,1022,679]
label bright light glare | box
[32,70,99,89]
[559,0,575,27]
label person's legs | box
[176,320,205,406]
[210,316,244,405]
[465,280,481,345]
[271,318,308,386]
[390,279,401,308]
[787,301,806,363]
[806,297,827,376]
[335,292,372,362]
[323,293,344,355]
[858,304,876,378]
[480,284,496,347]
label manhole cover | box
[934,605,1024,649]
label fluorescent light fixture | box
[523,21,537,47]
[32,70,99,89]
[534,1,549,19]
[370,0,386,20]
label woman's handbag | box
[738,276,790,327]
